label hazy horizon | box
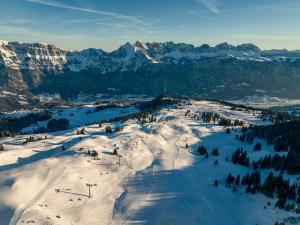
[1,38,300,52]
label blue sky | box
[0,0,299,51]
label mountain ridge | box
[1,39,300,106]
[2,39,300,72]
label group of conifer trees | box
[251,153,300,174]
[236,120,300,175]
[188,110,244,127]
[226,170,300,212]
[231,148,250,167]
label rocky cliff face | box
[0,41,67,90]
[1,40,300,100]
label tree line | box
[240,120,300,174]
[226,170,300,212]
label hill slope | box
[0,99,298,225]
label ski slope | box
[0,100,297,225]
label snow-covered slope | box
[0,99,297,225]
[21,104,139,133]
[1,40,300,73]
[230,95,300,108]
[145,42,268,62]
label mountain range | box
[1,39,300,108]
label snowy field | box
[0,99,298,225]
[21,104,139,133]
[230,95,300,109]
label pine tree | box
[262,172,275,198]
[198,146,207,155]
[226,173,235,185]
[214,180,219,187]
[235,175,240,186]
[231,148,250,167]
[106,126,113,133]
[115,127,123,132]
[212,148,219,156]
[275,197,287,209]
[113,148,118,155]
[253,142,262,151]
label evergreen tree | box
[212,148,219,156]
[231,148,250,167]
[115,127,123,132]
[275,197,287,209]
[262,172,275,198]
[214,180,219,187]
[235,175,240,186]
[226,173,235,185]
[198,146,208,155]
[113,148,118,155]
[253,142,262,151]
[106,126,113,133]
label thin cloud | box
[196,0,219,13]
[62,19,129,30]
[96,22,129,29]
[62,19,102,24]
[27,0,146,25]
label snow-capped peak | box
[236,43,261,52]
[121,42,135,53]
[134,40,149,50]
[215,42,235,51]
[0,40,9,46]
[110,42,136,59]
[1,39,300,73]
